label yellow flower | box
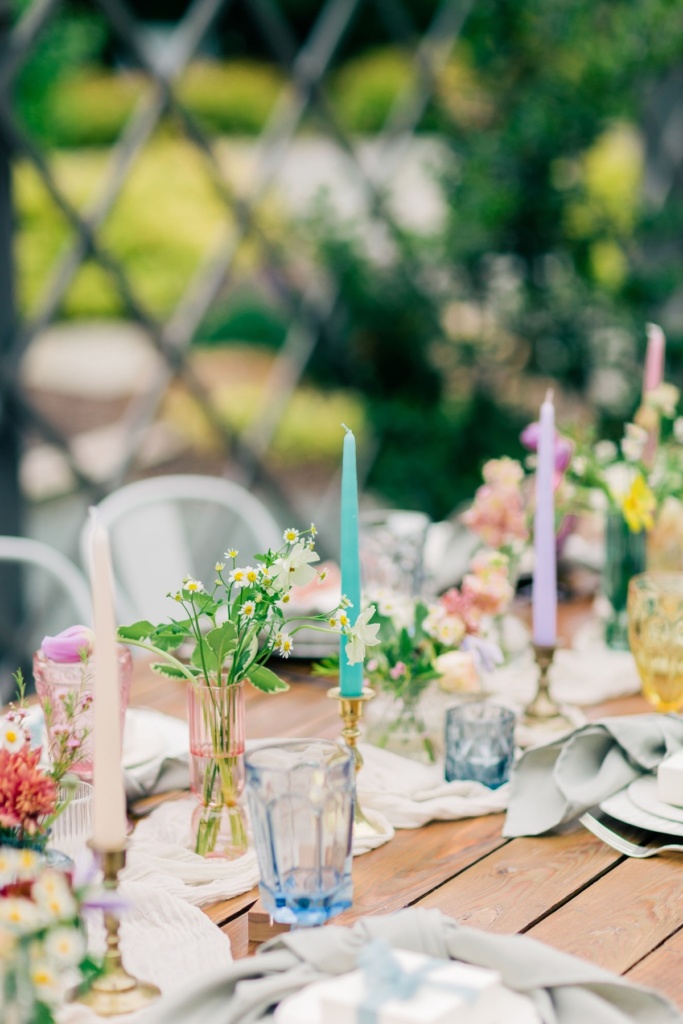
[622,475,656,532]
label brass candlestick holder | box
[523,643,573,731]
[328,685,386,838]
[76,844,161,1017]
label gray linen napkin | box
[504,713,683,837]
[138,907,680,1024]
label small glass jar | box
[33,646,133,781]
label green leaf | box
[206,622,238,665]
[190,636,219,675]
[151,663,196,679]
[249,664,290,693]
[118,620,156,641]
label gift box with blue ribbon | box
[317,940,502,1024]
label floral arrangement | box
[0,672,89,851]
[0,848,102,1020]
[118,526,376,855]
[315,551,510,762]
[118,525,373,688]
[566,382,683,534]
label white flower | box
[344,606,381,665]
[44,925,86,968]
[30,961,63,1004]
[648,382,680,418]
[14,848,41,881]
[594,440,618,464]
[225,548,239,559]
[243,566,260,586]
[317,569,328,584]
[184,578,204,594]
[276,632,294,658]
[215,562,225,572]
[620,422,648,463]
[32,871,77,922]
[260,570,274,587]
[271,541,320,588]
[0,848,18,887]
[229,567,249,589]
[572,456,587,476]
[277,592,292,609]
[240,601,256,620]
[310,523,318,536]
[339,594,353,609]
[0,897,43,934]
[283,527,300,543]
[0,716,28,753]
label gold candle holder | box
[328,685,386,838]
[523,643,573,730]
[75,844,161,1017]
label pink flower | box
[41,625,95,664]
[0,747,58,835]
[462,484,528,549]
[520,422,573,474]
[389,661,406,680]
[439,588,481,634]
[462,571,514,618]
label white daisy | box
[184,579,204,594]
[229,567,249,589]
[0,848,18,887]
[0,717,28,753]
[244,566,260,586]
[215,562,225,572]
[30,961,63,1005]
[0,897,43,934]
[240,601,256,620]
[276,632,294,658]
[283,527,300,543]
[271,541,320,588]
[225,548,239,559]
[32,871,77,922]
[44,926,86,968]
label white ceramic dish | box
[600,785,683,837]
[627,775,683,825]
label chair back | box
[81,474,281,624]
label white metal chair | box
[80,474,282,625]
[0,536,93,700]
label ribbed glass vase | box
[188,678,247,859]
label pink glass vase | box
[33,646,133,781]
[188,678,247,859]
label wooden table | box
[128,608,683,1014]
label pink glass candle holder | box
[188,678,247,860]
[33,646,133,781]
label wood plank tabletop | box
[125,600,683,1014]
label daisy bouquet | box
[118,525,376,855]
[0,848,102,1021]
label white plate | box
[600,786,683,837]
[628,775,683,825]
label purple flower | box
[520,422,573,473]
[461,635,504,674]
[41,625,95,663]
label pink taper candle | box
[89,509,127,850]
[643,322,665,394]
[532,390,557,647]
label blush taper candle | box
[89,509,127,850]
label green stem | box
[120,638,197,681]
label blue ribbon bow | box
[357,940,480,1024]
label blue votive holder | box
[245,740,354,927]
[444,702,515,789]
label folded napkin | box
[487,619,641,710]
[137,907,681,1024]
[123,797,260,906]
[357,743,508,832]
[504,713,683,837]
[58,881,234,1024]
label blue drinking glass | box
[245,740,354,926]
[444,702,515,789]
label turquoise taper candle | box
[340,425,363,697]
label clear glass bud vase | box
[602,511,647,650]
[188,678,248,859]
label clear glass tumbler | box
[33,646,133,781]
[444,701,515,788]
[628,571,683,712]
[245,740,354,926]
[360,510,431,597]
[48,781,94,866]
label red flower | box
[0,747,58,836]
